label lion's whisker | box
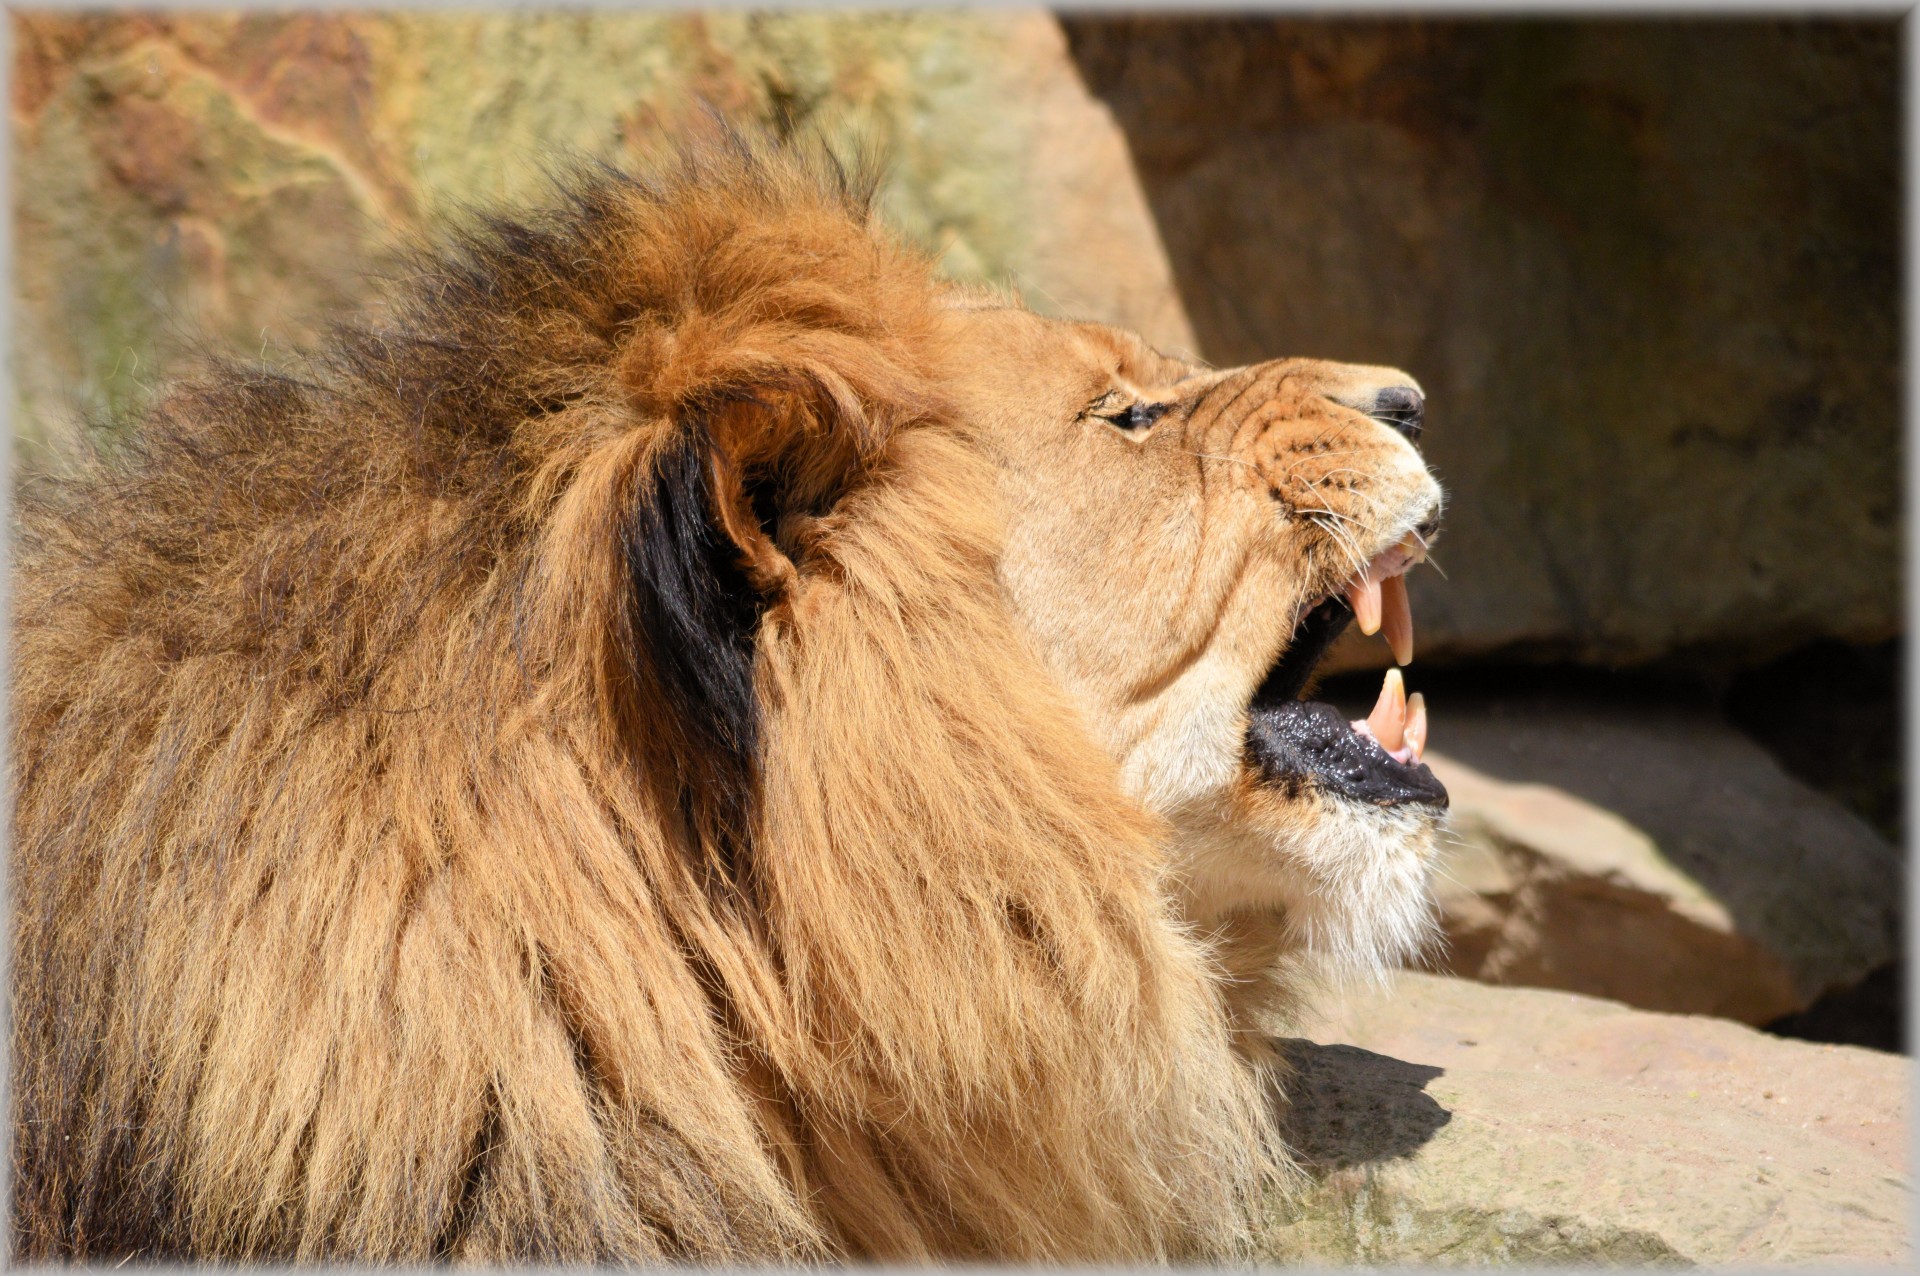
[1306,513,1369,580]
[1297,504,1389,538]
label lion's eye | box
[1082,391,1166,435]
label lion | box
[9,138,1447,1262]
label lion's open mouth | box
[1244,536,1448,809]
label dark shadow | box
[1766,960,1906,1055]
[1271,1039,1451,1170]
[1725,638,1904,846]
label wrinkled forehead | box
[1059,320,1203,393]
[939,301,1202,391]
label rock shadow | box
[1272,1038,1451,1170]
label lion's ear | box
[704,443,804,600]
[615,334,911,879]
[620,422,789,881]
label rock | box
[1424,750,1798,1024]
[10,11,1185,461]
[1770,961,1906,1055]
[1062,17,1900,667]
[1410,685,1900,1024]
[1263,973,1909,1265]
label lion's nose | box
[1371,386,1425,443]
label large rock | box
[1413,686,1900,1024]
[10,11,1185,460]
[1062,18,1900,667]
[1264,973,1909,1265]
[1426,750,1793,1024]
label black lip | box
[1244,596,1448,809]
[1247,701,1449,808]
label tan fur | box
[10,138,1441,1262]
[947,312,1447,1042]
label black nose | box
[1371,386,1425,443]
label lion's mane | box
[10,142,1272,1262]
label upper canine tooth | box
[1347,577,1383,636]
[1381,573,1414,666]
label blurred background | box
[10,12,1903,1048]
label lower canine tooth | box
[1405,691,1429,761]
[1368,667,1406,751]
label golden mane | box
[11,140,1271,1261]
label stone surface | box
[1420,683,1896,1020]
[1063,18,1900,668]
[10,10,1185,461]
[1406,684,1902,1024]
[1423,749,1798,1025]
[1265,973,1910,1265]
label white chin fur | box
[1172,794,1442,985]
[1275,799,1441,984]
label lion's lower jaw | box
[1276,801,1444,984]
[1172,800,1444,1040]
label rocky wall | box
[11,10,1188,458]
[1064,17,1901,669]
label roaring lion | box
[10,139,1447,1262]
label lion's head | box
[942,310,1448,1028]
[10,140,1444,1263]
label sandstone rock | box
[10,11,1184,461]
[1265,973,1910,1265]
[1411,686,1900,1024]
[1425,750,1797,1024]
[1063,18,1900,667]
